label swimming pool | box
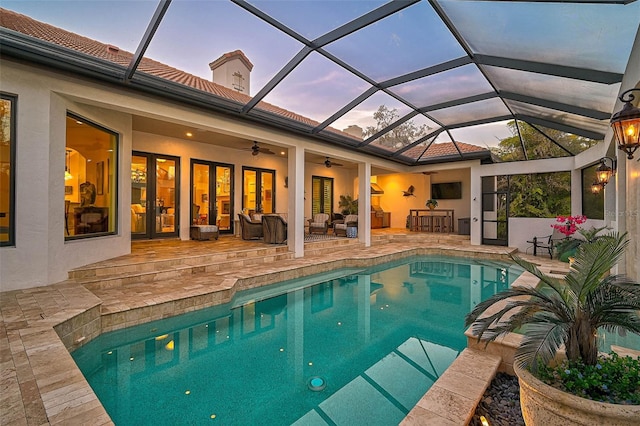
[72,255,523,425]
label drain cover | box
[308,376,326,391]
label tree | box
[362,105,430,149]
[492,122,600,218]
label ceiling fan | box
[324,157,343,168]
[246,141,275,156]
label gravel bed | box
[469,372,524,426]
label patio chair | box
[308,213,329,234]
[527,228,565,258]
[262,214,287,244]
[238,213,264,240]
[334,214,358,237]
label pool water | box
[72,256,523,425]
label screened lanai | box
[2,0,638,164]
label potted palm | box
[466,232,640,425]
[338,195,358,215]
[426,199,438,210]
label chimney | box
[343,125,363,140]
[209,50,254,95]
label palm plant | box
[466,232,640,371]
[338,195,358,215]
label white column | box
[570,168,582,217]
[358,161,371,247]
[470,164,482,245]
[288,146,305,257]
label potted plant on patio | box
[465,232,640,425]
[426,199,438,210]
[338,195,358,215]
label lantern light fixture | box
[610,88,640,160]
[595,156,616,186]
[591,180,603,195]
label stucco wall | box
[0,62,133,291]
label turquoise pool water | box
[72,256,523,425]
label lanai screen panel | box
[437,0,639,73]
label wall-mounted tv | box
[431,182,462,199]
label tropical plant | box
[554,224,610,262]
[426,199,438,209]
[338,195,358,215]
[465,232,640,371]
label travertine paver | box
[0,230,564,425]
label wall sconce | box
[591,180,603,194]
[590,156,616,194]
[610,88,640,160]
[595,156,616,186]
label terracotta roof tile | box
[403,141,488,160]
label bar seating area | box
[408,209,454,233]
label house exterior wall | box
[0,59,390,290]
[0,61,133,291]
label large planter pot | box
[515,364,640,425]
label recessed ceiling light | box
[186,132,193,137]
[76,120,83,125]
[280,151,285,155]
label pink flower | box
[551,215,587,237]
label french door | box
[191,160,234,234]
[131,152,180,239]
[242,167,275,215]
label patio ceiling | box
[1,0,639,166]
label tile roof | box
[403,141,489,160]
[0,7,489,159]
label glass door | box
[191,161,234,234]
[242,167,274,215]
[131,152,180,239]
[481,175,509,246]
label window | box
[582,164,604,220]
[65,113,117,238]
[507,172,571,217]
[311,176,333,216]
[0,94,16,246]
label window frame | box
[0,93,17,247]
[65,112,119,240]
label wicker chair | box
[334,214,358,237]
[262,214,287,244]
[238,213,263,240]
[308,213,330,234]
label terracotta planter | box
[515,364,640,425]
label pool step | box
[73,239,363,291]
[72,245,292,290]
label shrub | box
[536,352,640,405]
